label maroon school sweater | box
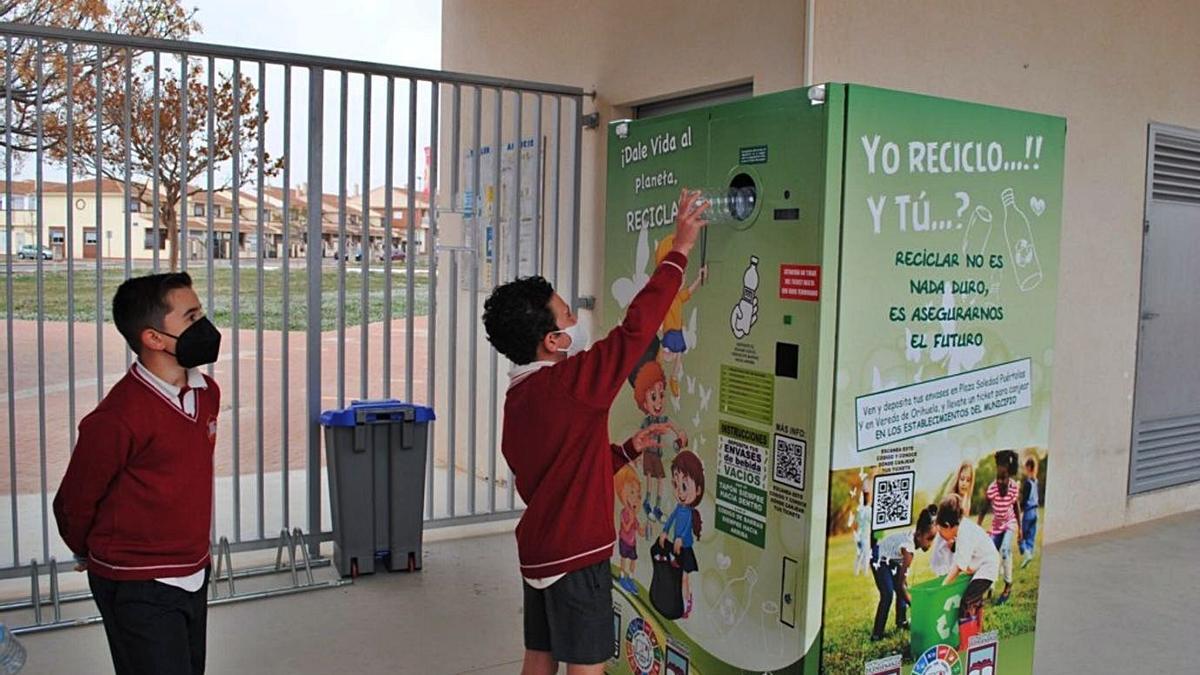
[503,250,687,579]
[53,367,220,581]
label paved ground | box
[10,511,1199,674]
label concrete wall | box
[442,0,807,302]
[442,0,1200,542]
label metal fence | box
[0,21,582,631]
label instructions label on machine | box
[716,420,769,548]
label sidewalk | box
[15,511,1198,674]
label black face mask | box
[160,317,222,368]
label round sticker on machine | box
[913,644,963,675]
[624,617,663,675]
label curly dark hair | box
[994,449,1019,475]
[483,276,559,365]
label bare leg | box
[522,650,557,675]
[662,351,680,396]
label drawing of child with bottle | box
[653,234,707,398]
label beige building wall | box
[40,191,157,260]
[442,0,1200,542]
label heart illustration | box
[1030,196,1046,216]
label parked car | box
[17,244,52,260]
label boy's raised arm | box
[561,190,708,408]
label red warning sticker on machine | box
[780,264,821,301]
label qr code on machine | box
[772,434,806,491]
[873,471,915,530]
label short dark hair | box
[936,494,964,528]
[113,273,194,355]
[482,276,557,365]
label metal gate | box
[0,21,583,631]
[1130,123,1200,494]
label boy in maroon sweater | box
[54,273,222,675]
[483,190,707,674]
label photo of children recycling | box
[483,189,708,674]
[851,468,875,576]
[869,504,939,641]
[978,450,1022,605]
[821,448,1048,672]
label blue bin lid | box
[320,399,436,427]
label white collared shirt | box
[133,361,210,593]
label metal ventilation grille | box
[1151,131,1200,204]
[1131,414,1200,494]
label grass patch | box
[0,267,430,331]
[821,530,1042,673]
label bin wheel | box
[350,559,359,578]
[407,552,417,573]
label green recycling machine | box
[601,84,1065,675]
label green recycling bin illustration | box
[909,574,972,661]
[601,85,1064,674]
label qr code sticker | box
[873,471,915,530]
[772,434,806,491]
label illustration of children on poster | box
[654,450,706,619]
[654,234,707,399]
[634,361,689,522]
[615,465,648,594]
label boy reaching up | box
[483,190,707,674]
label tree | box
[47,54,282,271]
[1,0,197,157]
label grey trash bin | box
[320,400,434,577]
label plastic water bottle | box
[0,624,26,674]
[697,187,757,225]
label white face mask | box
[553,319,591,357]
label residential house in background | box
[5,178,434,262]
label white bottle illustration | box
[1001,188,1043,291]
[760,600,784,657]
[713,566,758,634]
[730,256,760,339]
[961,205,994,257]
